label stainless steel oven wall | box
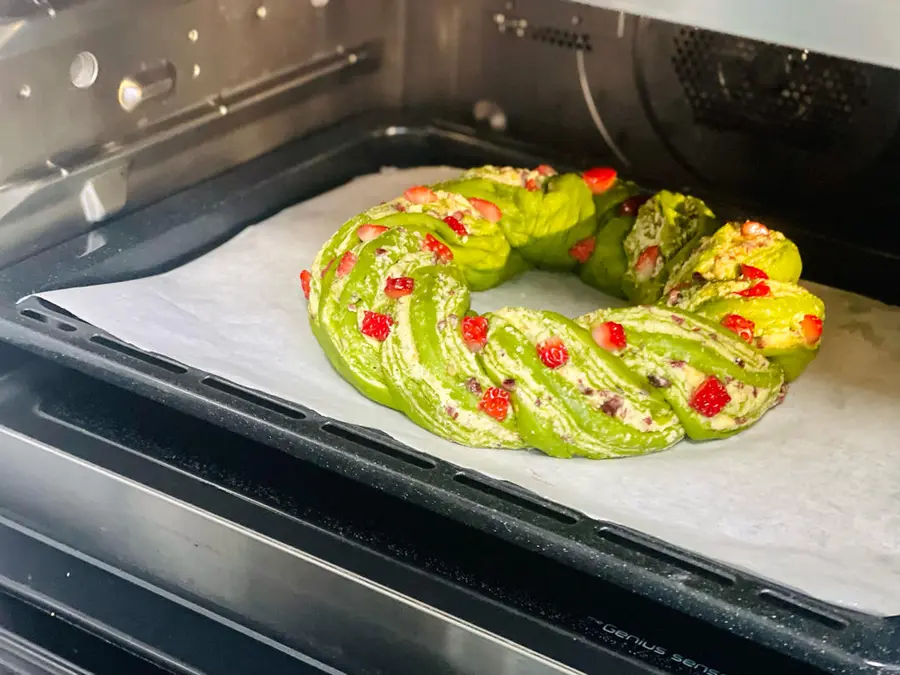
[0,0,403,266]
[403,0,900,263]
[402,0,689,185]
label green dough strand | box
[478,308,684,458]
[381,265,524,448]
[315,226,438,408]
[590,178,641,223]
[664,221,802,295]
[578,180,643,297]
[580,213,637,297]
[576,306,785,440]
[622,191,717,304]
[437,170,598,271]
[665,279,825,381]
[308,201,406,325]
[310,190,523,323]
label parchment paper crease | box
[30,167,900,615]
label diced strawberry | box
[800,314,823,345]
[443,215,468,237]
[300,270,311,298]
[634,245,660,279]
[582,167,617,194]
[422,233,453,263]
[568,237,596,263]
[384,276,415,298]
[619,195,649,216]
[360,311,393,341]
[469,197,502,222]
[689,375,732,417]
[720,314,755,343]
[336,251,357,277]
[461,315,489,352]
[736,282,771,298]
[741,220,770,238]
[404,186,438,204]
[478,387,511,422]
[740,264,769,280]
[321,258,334,278]
[357,224,389,241]
[536,164,555,176]
[592,321,627,351]
[525,178,538,191]
[536,336,569,369]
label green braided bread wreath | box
[301,165,825,459]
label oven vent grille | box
[672,27,871,147]
[529,26,593,52]
[493,13,592,52]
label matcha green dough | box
[665,221,802,295]
[666,279,825,381]
[478,308,684,458]
[621,191,717,304]
[438,171,598,271]
[304,164,825,459]
[576,306,785,440]
[381,265,524,448]
[314,226,435,408]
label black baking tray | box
[0,114,896,673]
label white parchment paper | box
[29,167,900,616]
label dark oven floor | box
[0,113,894,674]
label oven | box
[0,1,896,673]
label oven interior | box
[0,1,898,674]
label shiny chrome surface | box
[0,425,582,675]
[0,0,399,266]
[573,0,900,71]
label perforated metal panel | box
[529,26,593,52]
[633,17,900,198]
[672,28,872,150]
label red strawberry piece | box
[443,215,468,237]
[478,387,511,422]
[321,258,334,278]
[582,167,617,194]
[568,237,596,263]
[360,311,393,341]
[357,223,389,241]
[422,233,453,263]
[404,185,438,204]
[634,245,660,279]
[300,270,311,298]
[720,314,755,344]
[740,263,769,280]
[469,197,502,222]
[619,195,649,216]
[536,164,555,176]
[384,276,415,298]
[592,321,627,351]
[336,251,357,277]
[736,282,771,298]
[461,315,489,352]
[689,375,732,417]
[525,178,538,191]
[536,336,569,369]
[741,220,770,238]
[800,314,823,345]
